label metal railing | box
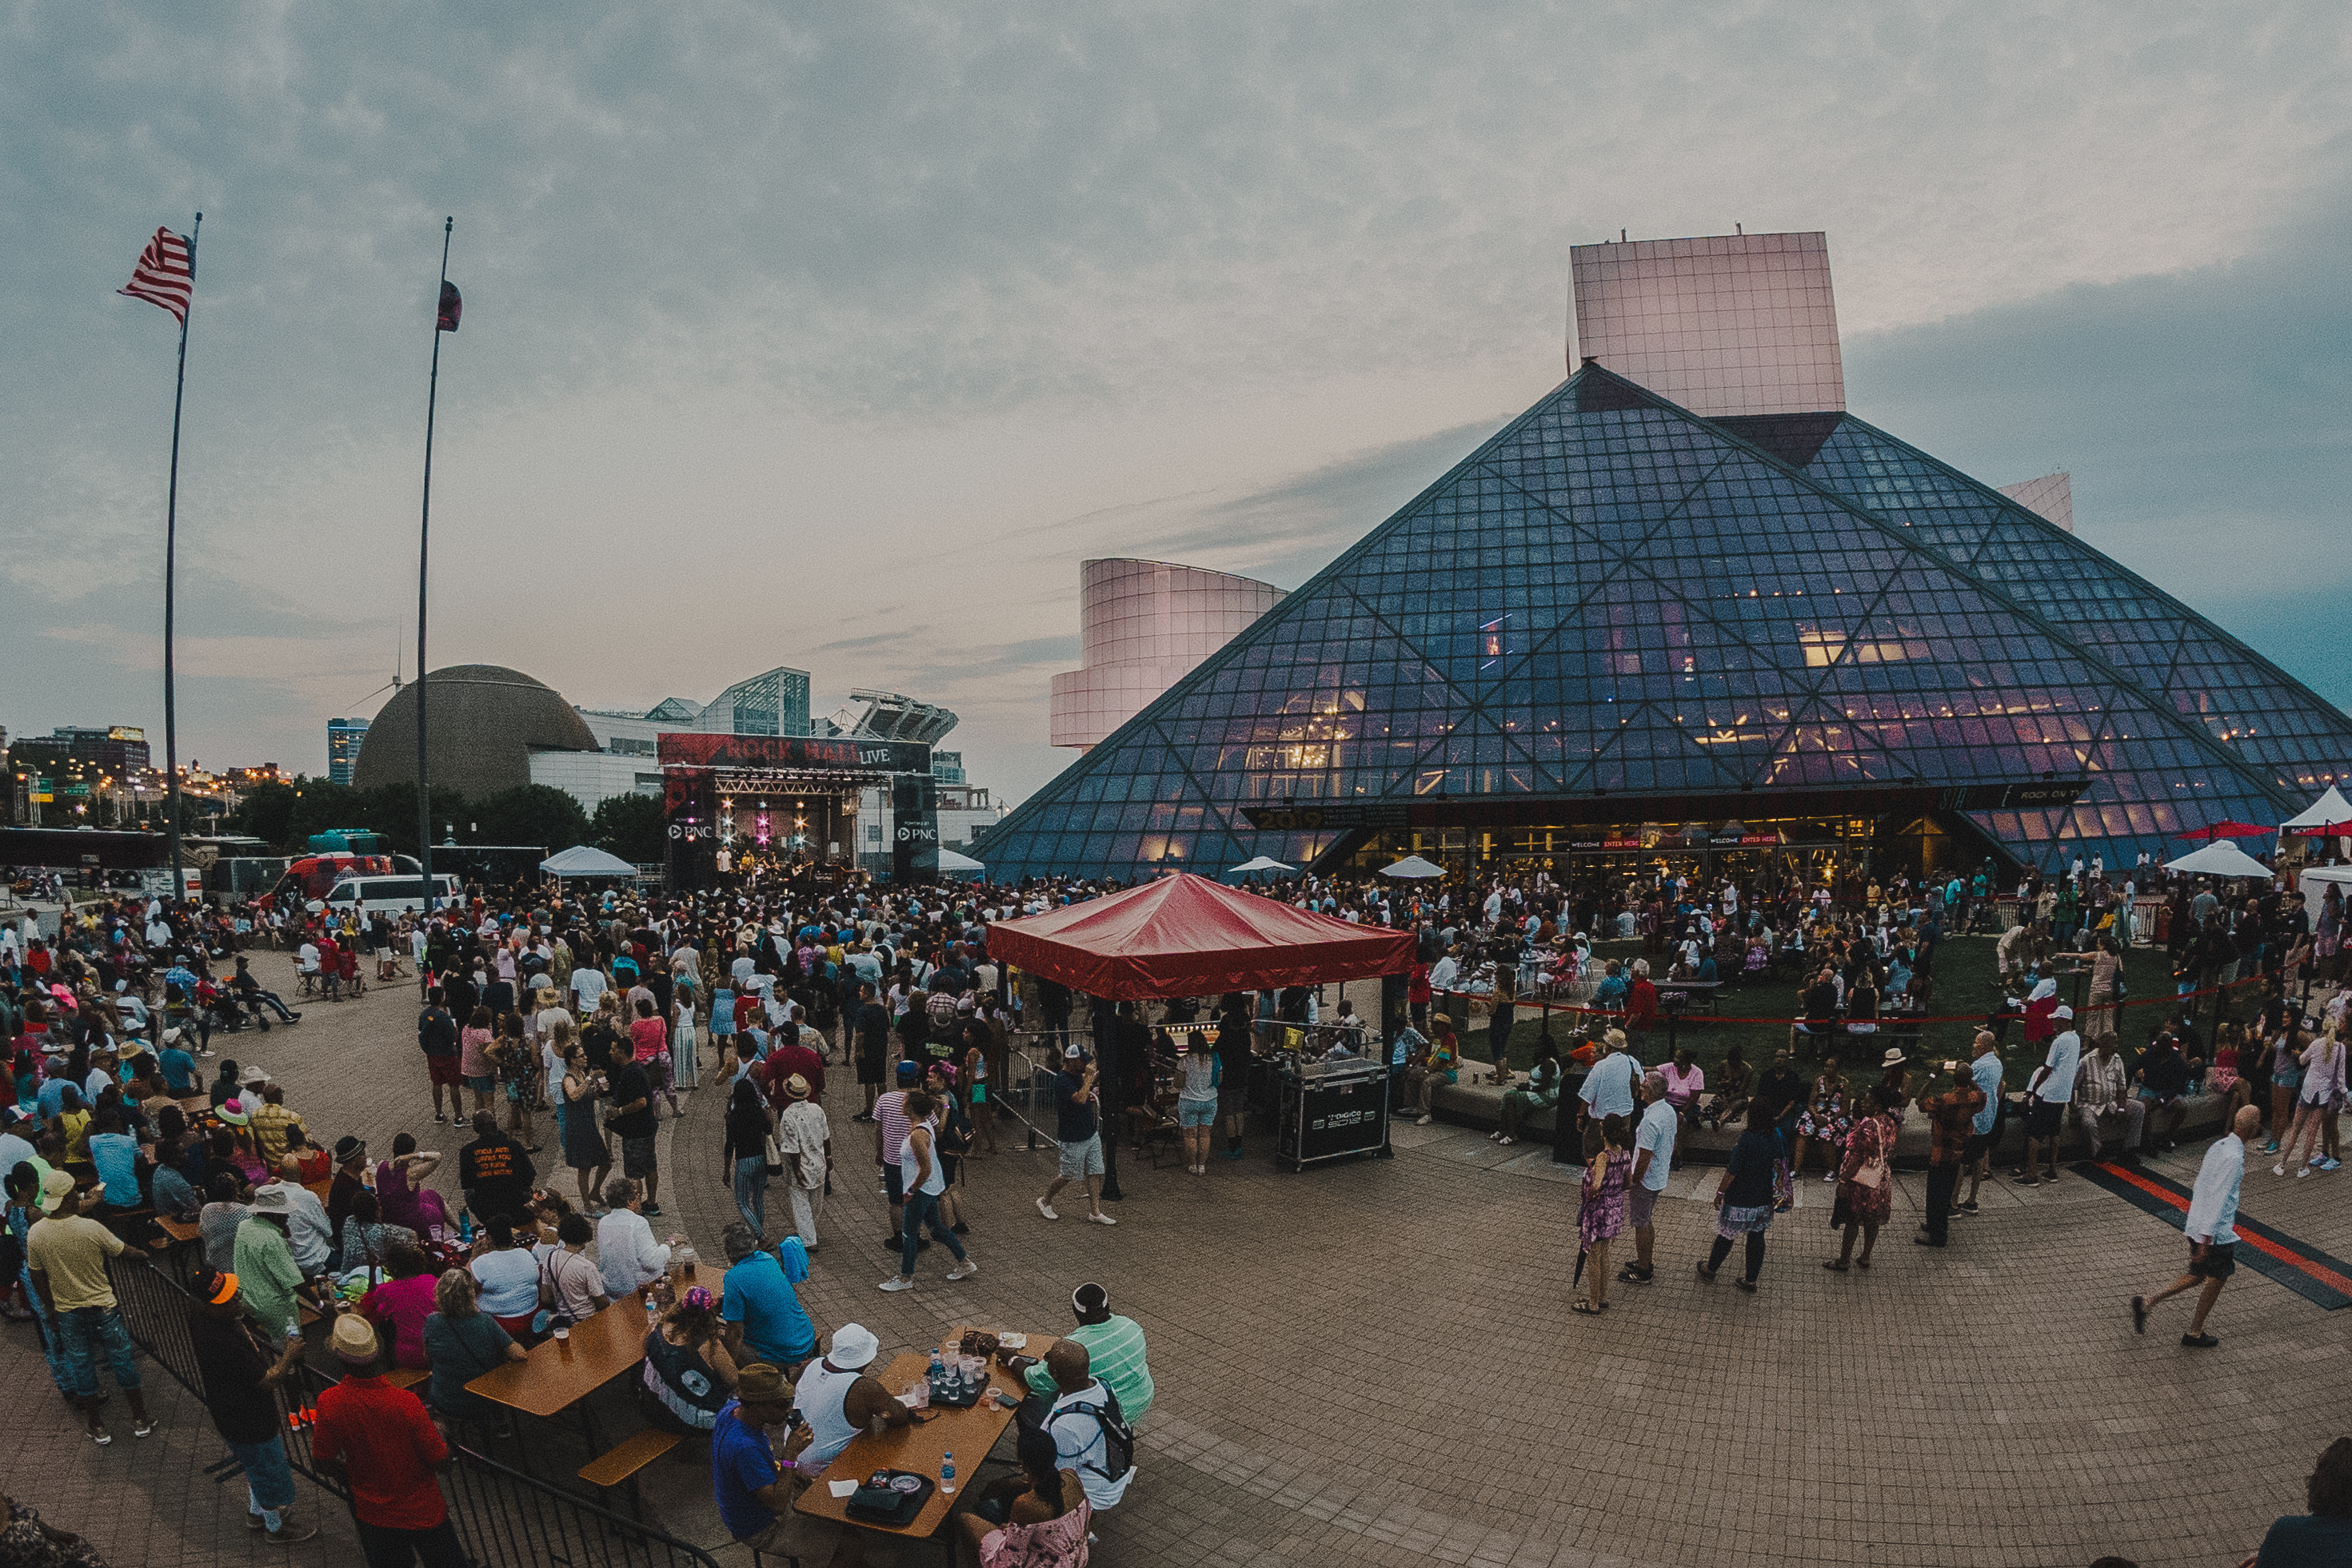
[111,1259,724,1568]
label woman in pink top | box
[1661,1047,1705,1167]
[357,1241,440,1369]
[460,1006,496,1119]
[956,1427,1091,1568]
[630,997,681,1117]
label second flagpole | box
[417,216,452,918]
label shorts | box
[621,1135,657,1179]
[883,1163,905,1206]
[425,1054,463,1087]
[2026,1102,2061,1139]
[1056,1134,1106,1179]
[1627,1183,1661,1230]
[2189,1240,2237,1279]
[467,1074,495,1094]
[857,1054,885,1087]
[1178,1099,1217,1127]
[1963,1131,1995,1162]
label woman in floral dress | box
[1791,1060,1851,1184]
[1573,1113,1632,1315]
[1824,1084,1899,1272]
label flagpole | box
[162,211,201,905]
[417,216,451,916]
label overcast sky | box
[6,2,2350,805]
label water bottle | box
[458,1211,473,1246]
[940,1451,956,1495]
[645,1291,661,1331]
[928,1347,944,1382]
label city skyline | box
[6,5,2351,805]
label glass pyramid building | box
[980,363,2352,884]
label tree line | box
[227,780,667,866]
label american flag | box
[119,226,195,321]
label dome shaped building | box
[351,664,598,800]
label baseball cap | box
[36,1170,77,1213]
[2052,1005,2074,1021]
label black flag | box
[437,280,462,333]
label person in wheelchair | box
[226,957,300,1030]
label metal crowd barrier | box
[110,1259,723,1568]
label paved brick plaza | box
[6,953,2345,1567]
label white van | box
[322,873,461,918]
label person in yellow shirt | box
[54,1090,93,1163]
[248,1084,307,1167]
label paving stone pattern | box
[4,955,2344,1566]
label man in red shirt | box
[759,1016,827,1107]
[1624,958,1660,1060]
[310,1313,464,1567]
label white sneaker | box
[946,1261,979,1281]
[2274,1163,2288,1176]
[2298,1167,2314,1180]
[1036,1198,1060,1222]
[878,1276,915,1292]
[1416,1115,1432,1127]
[1086,1211,1118,1226]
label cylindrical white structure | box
[1048,558,1285,749]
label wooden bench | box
[578,1427,683,1494]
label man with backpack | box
[1032,1339,1135,1512]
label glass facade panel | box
[981,367,2346,882]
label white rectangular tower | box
[1570,232,1844,417]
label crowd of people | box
[1,843,2344,1566]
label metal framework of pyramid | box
[980,364,2352,883]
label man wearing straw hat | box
[312,1312,463,1566]
[714,1359,849,1566]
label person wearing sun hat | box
[713,1359,845,1564]
[311,1311,463,1566]
[186,1267,316,1542]
[232,1187,313,1337]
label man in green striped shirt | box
[1021,1282,1152,1422]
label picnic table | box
[795,1326,1058,1548]
[465,1288,657,1419]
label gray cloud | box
[7,2,2352,798]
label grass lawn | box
[1470,933,2199,1095]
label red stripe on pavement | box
[2090,1159,2352,1296]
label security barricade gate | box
[110,1259,725,1568]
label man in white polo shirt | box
[2016,1005,2081,1187]
[1620,1071,1677,1285]
[1578,1028,1639,1131]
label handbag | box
[763,1131,785,1179]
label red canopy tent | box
[984,872,1417,1000]
[2174,820,2274,841]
